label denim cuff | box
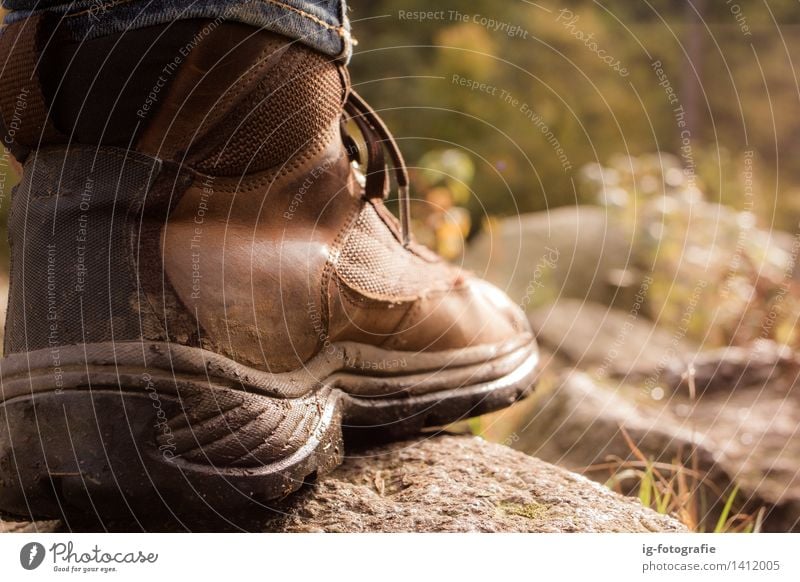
[3,0,352,60]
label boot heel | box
[0,385,342,523]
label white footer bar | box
[1,533,797,581]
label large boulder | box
[529,299,694,377]
[1,436,685,533]
[264,435,684,532]
[462,206,632,308]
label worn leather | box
[161,128,529,372]
[140,24,531,374]
[163,122,359,371]
[136,21,292,162]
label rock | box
[0,519,60,533]
[512,352,800,532]
[662,340,798,394]
[0,435,685,533]
[263,436,684,532]
[513,371,720,479]
[529,299,694,377]
[462,206,631,309]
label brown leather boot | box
[0,18,538,522]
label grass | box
[464,363,765,532]
[591,364,764,532]
[595,426,762,533]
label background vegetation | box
[350,0,800,230]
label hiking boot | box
[0,18,538,522]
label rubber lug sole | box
[0,345,538,526]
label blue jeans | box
[1,0,351,59]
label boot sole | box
[0,339,538,524]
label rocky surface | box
[264,435,684,532]
[0,519,60,533]
[0,436,685,533]
[512,346,800,532]
[529,299,695,377]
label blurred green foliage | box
[350,0,800,231]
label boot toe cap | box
[382,274,533,353]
